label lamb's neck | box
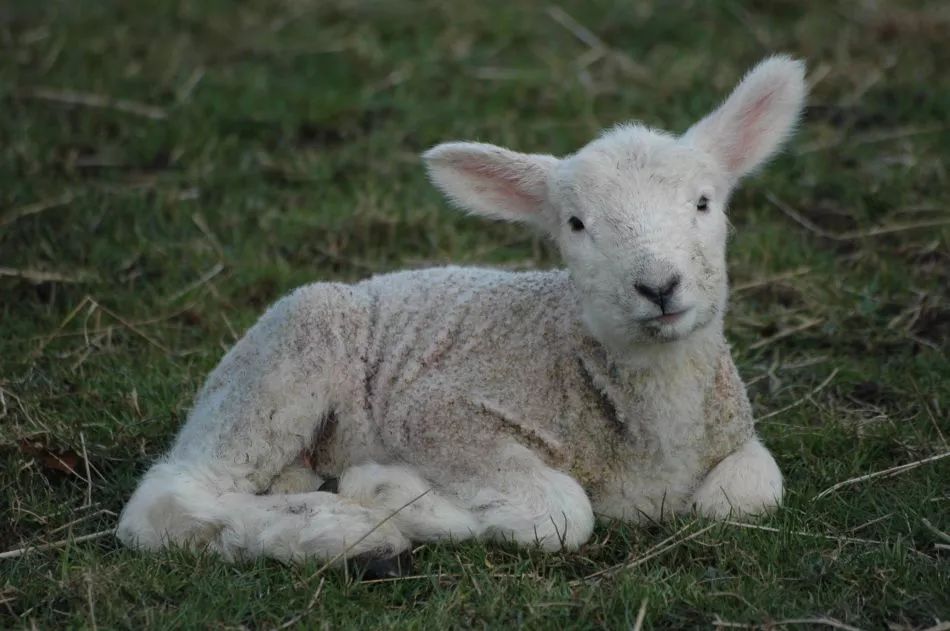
[575,321,725,433]
[620,322,723,374]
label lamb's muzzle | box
[635,275,681,311]
[117,55,807,566]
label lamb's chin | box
[587,322,695,363]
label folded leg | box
[691,437,783,518]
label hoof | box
[347,548,413,580]
[318,477,339,493]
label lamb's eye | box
[568,216,585,232]
[697,195,710,212]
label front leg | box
[692,438,783,518]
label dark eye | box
[697,195,710,212]
[568,216,585,232]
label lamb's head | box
[424,56,806,354]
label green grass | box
[1,0,949,628]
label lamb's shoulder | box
[352,267,599,470]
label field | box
[1,0,948,628]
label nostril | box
[634,283,660,302]
[660,275,681,298]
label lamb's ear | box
[683,55,807,180]
[423,142,558,229]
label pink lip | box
[642,310,688,325]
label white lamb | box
[117,56,807,567]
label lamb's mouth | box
[641,308,690,325]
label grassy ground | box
[1,0,949,628]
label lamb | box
[116,55,807,567]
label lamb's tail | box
[116,462,410,563]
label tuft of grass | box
[1,0,948,628]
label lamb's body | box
[121,267,768,560]
[318,267,752,518]
[118,55,804,565]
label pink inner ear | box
[454,155,541,214]
[725,88,777,173]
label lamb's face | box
[552,126,730,347]
[424,55,806,354]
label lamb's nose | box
[635,275,681,308]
